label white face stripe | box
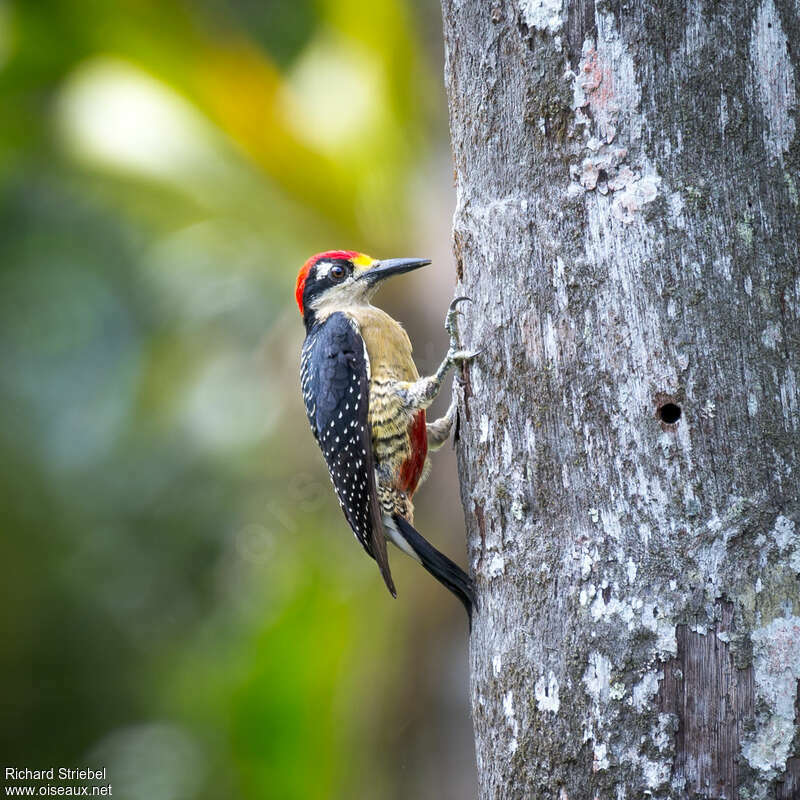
[315,260,335,279]
[314,254,375,282]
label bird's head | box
[295,250,430,326]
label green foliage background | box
[0,1,475,797]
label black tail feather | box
[392,514,475,625]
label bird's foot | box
[444,296,471,349]
[447,347,482,368]
[444,297,480,370]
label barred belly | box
[369,378,428,522]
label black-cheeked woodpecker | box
[296,250,477,620]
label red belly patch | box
[398,410,427,495]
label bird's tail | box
[391,514,475,625]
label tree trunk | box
[441,1,800,797]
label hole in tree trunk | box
[659,403,682,424]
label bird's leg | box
[427,299,476,449]
[396,297,480,415]
[426,391,457,451]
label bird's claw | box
[449,296,472,312]
[448,347,482,367]
[445,297,472,347]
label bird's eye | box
[330,265,346,280]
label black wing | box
[300,312,395,596]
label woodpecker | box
[296,250,477,620]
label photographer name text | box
[5,771,106,783]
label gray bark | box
[440,1,800,797]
